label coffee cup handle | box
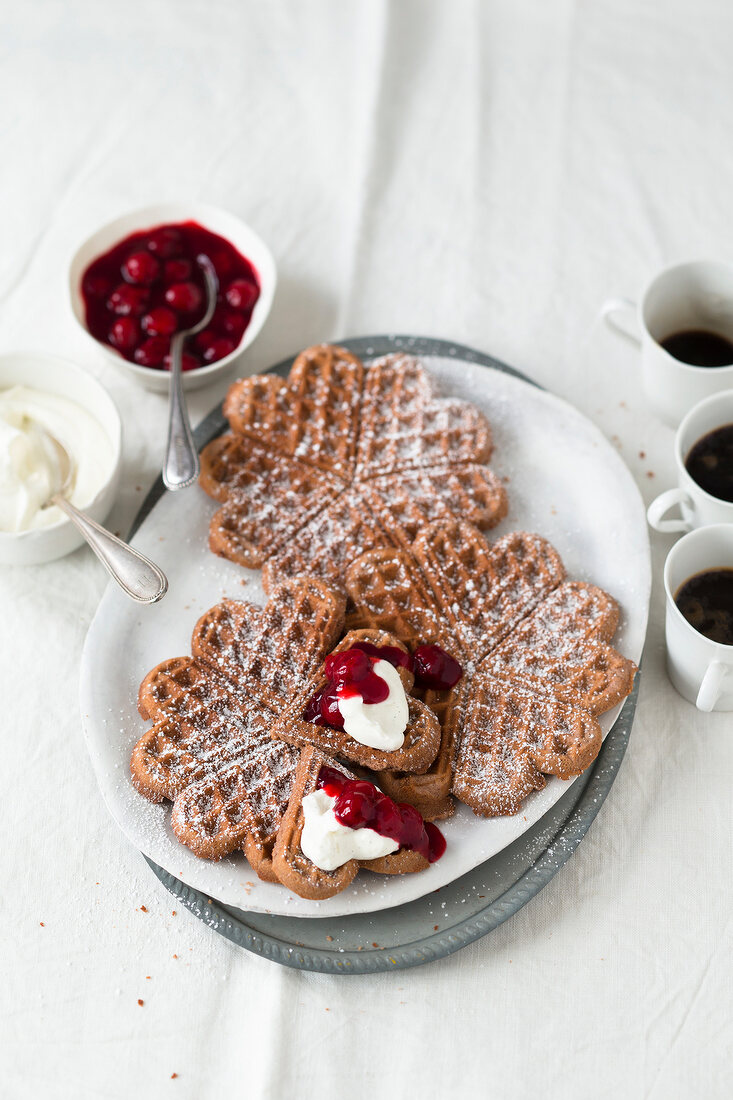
[697,661,729,712]
[601,298,642,348]
[647,489,693,533]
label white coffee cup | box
[664,524,733,711]
[647,389,733,533]
[602,259,733,427]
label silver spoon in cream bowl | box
[38,426,168,603]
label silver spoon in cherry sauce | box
[162,255,218,491]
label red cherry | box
[334,781,377,829]
[325,648,371,684]
[209,248,235,279]
[219,310,246,341]
[201,337,236,363]
[164,258,192,282]
[122,250,160,286]
[372,795,403,841]
[146,227,183,258]
[82,271,112,299]
[107,284,149,316]
[318,686,344,729]
[195,329,216,351]
[165,281,203,312]
[163,351,199,372]
[142,307,178,336]
[304,688,326,724]
[317,766,348,797]
[108,317,139,352]
[225,278,258,312]
[412,644,463,690]
[133,336,168,367]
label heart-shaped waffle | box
[131,578,444,879]
[272,746,434,901]
[271,628,442,773]
[345,520,637,819]
[132,577,344,878]
[199,345,508,595]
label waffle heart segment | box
[201,440,345,569]
[355,353,493,476]
[260,487,394,597]
[272,746,436,901]
[133,659,277,803]
[452,680,601,817]
[170,745,300,877]
[271,629,442,773]
[223,345,365,477]
[190,582,345,702]
[481,581,635,717]
[345,521,636,820]
[199,344,508,596]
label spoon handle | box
[53,497,168,603]
[163,332,200,491]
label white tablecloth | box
[3,2,732,1097]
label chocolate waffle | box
[271,628,442,773]
[132,577,345,878]
[132,579,444,879]
[345,519,636,819]
[199,344,508,594]
[272,747,430,901]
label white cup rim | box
[663,524,733,651]
[640,258,733,374]
[672,388,733,508]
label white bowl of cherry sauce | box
[69,203,276,392]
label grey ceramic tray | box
[133,335,641,975]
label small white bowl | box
[68,202,277,393]
[0,352,122,565]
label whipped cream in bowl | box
[0,353,121,565]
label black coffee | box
[675,568,733,645]
[660,329,733,367]
[685,423,733,503]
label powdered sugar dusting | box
[200,351,507,594]
[80,350,650,918]
[349,522,636,815]
[131,579,344,859]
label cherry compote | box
[355,639,462,690]
[411,643,463,690]
[316,767,446,863]
[303,641,462,730]
[81,221,261,372]
[304,646,393,730]
[351,640,412,671]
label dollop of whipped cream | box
[0,385,113,533]
[300,788,399,871]
[338,659,409,750]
